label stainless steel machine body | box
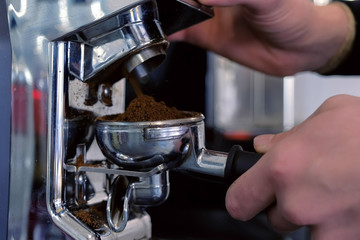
[4,0,212,239]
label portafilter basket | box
[96,112,262,183]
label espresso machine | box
[3,0,216,238]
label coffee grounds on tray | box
[100,95,200,122]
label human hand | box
[169,0,353,76]
[225,94,360,239]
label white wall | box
[289,72,360,125]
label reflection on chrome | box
[6,0,213,238]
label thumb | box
[253,134,275,153]
[254,131,293,153]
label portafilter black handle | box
[224,145,262,184]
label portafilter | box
[96,112,262,184]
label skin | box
[228,94,360,239]
[169,0,350,76]
[169,1,360,239]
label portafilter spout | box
[96,113,262,184]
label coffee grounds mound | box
[72,202,107,229]
[100,95,200,122]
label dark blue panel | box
[0,0,12,238]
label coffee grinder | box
[5,0,213,238]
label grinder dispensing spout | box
[58,0,214,84]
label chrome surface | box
[96,115,229,178]
[107,171,169,232]
[96,115,203,169]
[47,41,66,214]
[133,171,170,207]
[65,1,169,82]
[6,0,214,237]
[122,44,167,79]
[107,175,130,232]
[47,40,151,239]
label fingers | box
[253,134,275,153]
[225,145,300,233]
[198,0,259,8]
[253,130,294,153]
[310,215,360,240]
[266,205,300,233]
[226,130,295,222]
[198,0,243,7]
[197,0,282,13]
[167,31,186,42]
[225,156,275,221]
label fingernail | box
[253,134,274,153]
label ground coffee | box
[100,95,199,122]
